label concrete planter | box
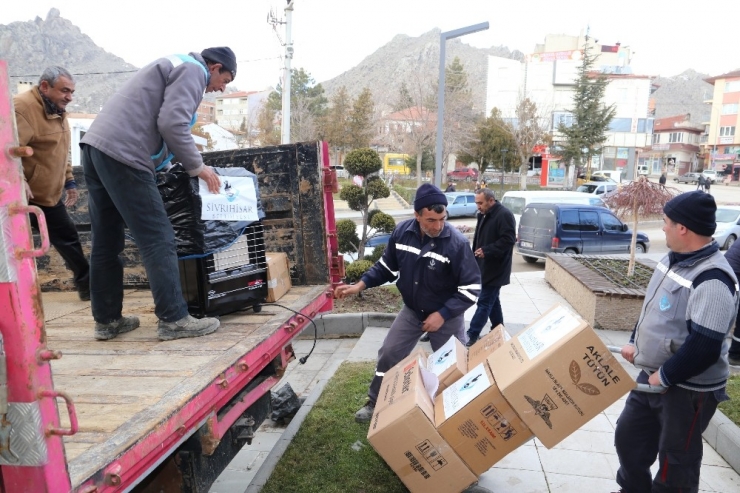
[544,253,657,331]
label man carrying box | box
[614,191,739,493]
[335,184,481,423]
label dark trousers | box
[29,199,89,289]
[614,371,719,493]
[81,145,189,324]
[467,285,502,340]
[367,305,465,405]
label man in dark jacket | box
[724,238,740,366]
[335,184,481,422]
[80,47,236,341]
[465,188,516,346]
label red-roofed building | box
[644,114,703,176]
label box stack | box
[367,305,637,492]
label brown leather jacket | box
[14,87,73,207]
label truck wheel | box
[634,243,646,254]
[724,235,737,250]
[523,256,538,264]
[564,248,578,255]
[253,303,262,313]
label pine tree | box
[558,45,616,178]
[348,88,376,149]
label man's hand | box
[64,188,79,208]
[474,248,484,258]
[24,182,34,200]
[648,371,663,387]
[422,312,445,333]
[621,344,636,364]
[334,281,365,299]
[198,166,221,194]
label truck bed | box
[42,285,329,488]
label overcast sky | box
[1,0,735,92]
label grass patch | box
[261,362,406,493]
[719,374,740,426]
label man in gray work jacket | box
[80,47,236,341]
[335,184,481,422]
[613,191,739,493]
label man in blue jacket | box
[80,47,236,341]
[335,184,481,422]
[614,191,739,493]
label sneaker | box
[355,402,376,423]
[157,315,220,341]
[729,355,740,367]
[95,316,140,340]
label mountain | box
[319,29,525,114]
[0,8,137,113]
[651,69,714,123]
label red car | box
[447,167,479,181]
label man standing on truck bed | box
[14,66,90,301]
[80,47,236,341]
[466,188,516,347]
[335,184,481,422]
[613,191,739,493]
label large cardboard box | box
[434,361,533,476]
[265,252,292,302]
[375,347,430,412]
[488,304,636,449]
[427,336,467,393]
[368,355,477,493]
[467,324,509,369]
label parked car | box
[714,206,740,250]
[501,190,607,229]
[674,172,701,184]
[516,203,650,263]
[637,164,650,176]
[330,165,348,179]
[702,169,718,184]
[576,181,619,196]
[447,167,479,182]
[445,192,478,218]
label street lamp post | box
[500,149,507,196]
[434,22,489,188]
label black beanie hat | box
[201,47,237,80]
[663,191,717,237]
[414,183,448,211]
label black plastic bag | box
[270,383,302,421]
[157,164,264,257]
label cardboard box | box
[368,356,477,493]
[435,361,533,476]
[467,324,509,369]
[265,252,292,302]
[488,304,636,449]
[427,336,467,393]
[375,347,430,413]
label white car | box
[702,169,718,184]
[714,206,740,250]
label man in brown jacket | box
[14,66,90,300]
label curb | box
[703,408,740,474]
[390,189,411,209]
[245,358,343,493]
[295,312,396,339]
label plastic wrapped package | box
[157,163,265,256]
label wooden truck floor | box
[41,285,328,488]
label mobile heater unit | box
[178,223,268,317]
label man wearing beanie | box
[613,191,739,493]
[335,183,481,422]
[79,47,236,342]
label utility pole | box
[269,1,294,144]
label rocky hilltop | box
[0,8,137,112]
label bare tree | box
[321,86,352,166]
[255,102,280,147]
[509,97,551,190]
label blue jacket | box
[361,218,481,321]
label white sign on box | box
[199,176,258,222]
[517,304,581,360]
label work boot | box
[77,282,90,301]
[95,316,140,340]
[157,315,220,341]
[355,401,376,423]
[466,334,479,348]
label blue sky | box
[1,1,735,92]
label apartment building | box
[215,90,271,133]
[702,70,740,180]
[645,114,703,175]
